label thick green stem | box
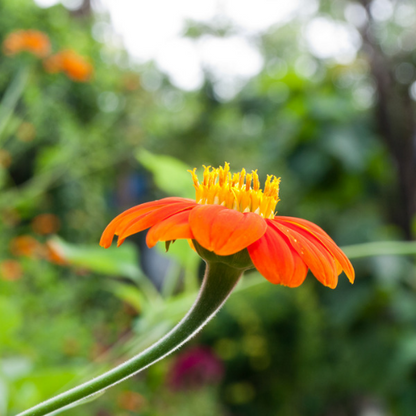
[17,262,242,416]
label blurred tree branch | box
[359,0,416,239]
[71,0,91,17]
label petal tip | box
[99,235,112,249]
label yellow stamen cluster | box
[189,163,280,219]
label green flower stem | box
[342,241,416,259]
[17,261,243,416]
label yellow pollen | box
[188,163,280,219]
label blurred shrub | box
[0,0,415,415]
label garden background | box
[1,0,416,414]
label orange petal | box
[277,217,354,284]
[289,245,309,287]
[272,221,338,288]
[189,205,267,256]
[114,200,185,233]
[247,223,295,285]
[146,210,193,248]
[278,216,332,239]
[117,202,195,245]
[100,198,195,248]
[187,239,196,252]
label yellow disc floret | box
[189,163,280,219]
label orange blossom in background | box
[44,49,93,82]
[3,29,51,57]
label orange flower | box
[0,259,23,281]
[16,122,36,142]
[10,235,42,258]
[44,240,68,265]
[101,164,354,289]
[3,30,51,58]
[117,391,146,412]
[44,50,93,82]
[32,213,60,235]
[0,149,12,168]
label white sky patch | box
[156,38,204,91]
[199,35,264,100]
[34,0,59,7]
[98,0,268,93]
[409,81,416,101]
[199,35,263,79]
[101,0,184,62]
[62,0,83,10]
[369,0,394,22]
[34,0,362,93]
[344,3,368,28]
[223,0,302,31]
[305,17,362,64]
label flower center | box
[189,163,280,219]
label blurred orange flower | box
[0,150,12,169]
[0,260,23,281]
[3,29,51,58]
[44,240,68,265]
[117,391,146,412]
[32,213,60,235]
[1,209,21,227]
[122,73,140,91]
[10,235,42,258]
[101,164,355,289]
[44,50,93,82]
[16,122,36,142]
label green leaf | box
[156,239,200,294]
[136,149,195,198]
[107,281,144,312]
[0,66,30,141]
[48,236,143,281]
[12,368,81,410]
[0,297,22,346]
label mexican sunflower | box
[2,29,51,58]
[44,49,93,82]
[101,164,354,289]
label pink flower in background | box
[168,346,224,390]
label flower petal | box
[187,239,196,252]
[247,223,295,285]
[189,205,267,256]
[277,216,332,238]
[272,220,338,288]
[277,217,354,283]
[117,202,196,246]
[289,246,309,287]
[146,210,193,248]
[100,197,194,248]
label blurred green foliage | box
[1,0,416,415]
